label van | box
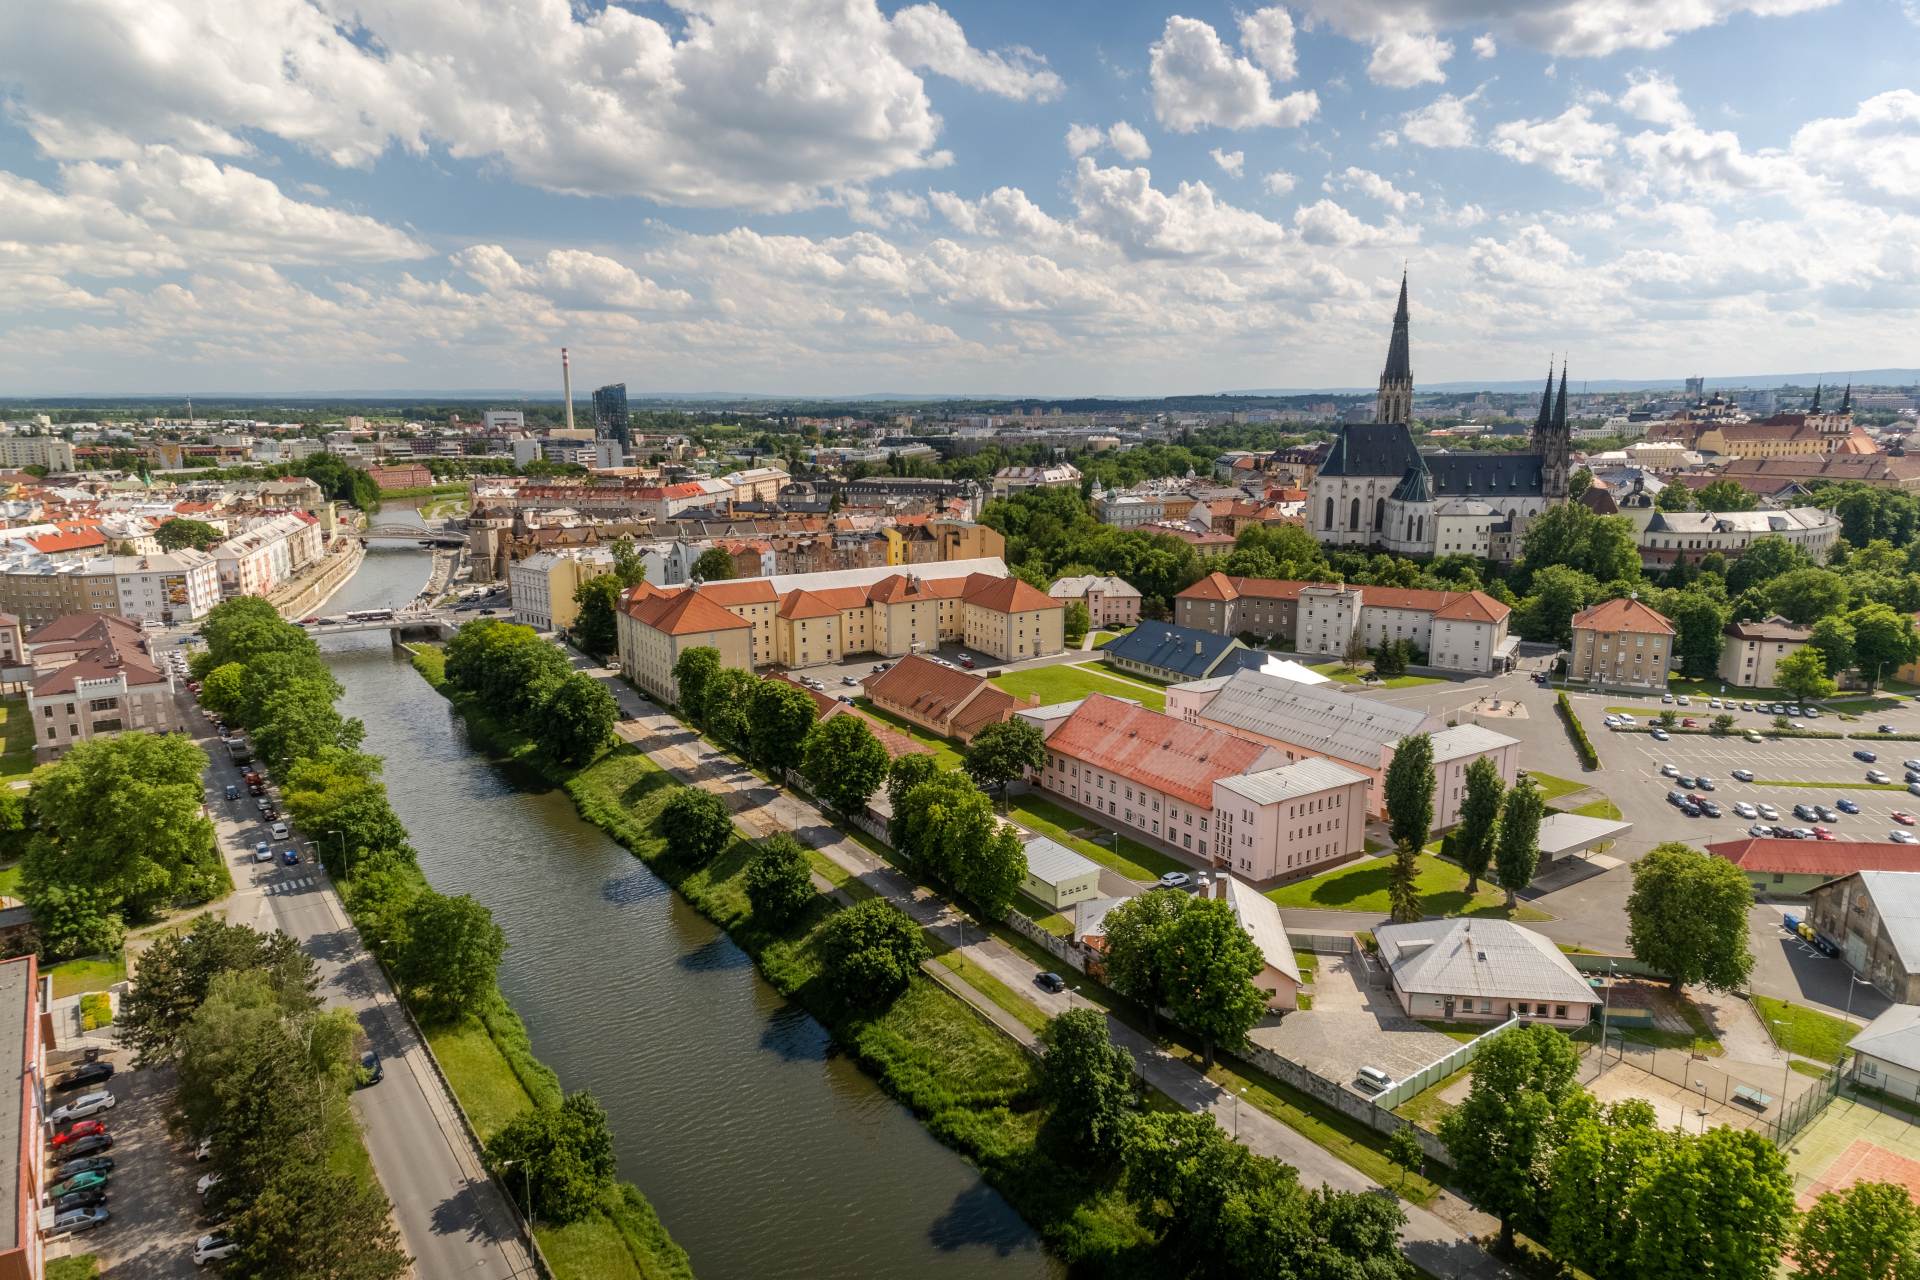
[1354,1066,1393,1093]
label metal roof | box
[1430,723,1521,762]
[1222,877,1302,986]
[1215,757,1371,805]
[1536,813,1634,857]
[1021,836,1100,888]
[1850,1003,1920,1073]
[1852,872,1920,974]
[1102,620,1244,678]
[1375,918,1598,1007]
[1195,668,1438,767]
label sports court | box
[1787,1095,1920,1208]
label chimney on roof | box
[1195,640,1203,656]
[1029,693,1041,707]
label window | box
[1555,1005,1568,1019]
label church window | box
[1324,496,1334,528]
[1349,498,1361,531]
[1374,498,1386,531]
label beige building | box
[1568,597,1675,690]
[25,614,179,758]
[1211,757,1371,882]
[0,435,77,471]
[1718,615,1813,689]
[510,547,616,632]
[1047,575,1142,627]
[0,557,120,630]
[614,584,754,707]
[1374,918,1599,1029]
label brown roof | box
[1043,694,1271,808]
[30,618,164,695]
[1725,615,1812,642]
[776,590,841,620]
[1706,839,1920,877]
[862,654,1016,735]
[27,613,146,652]
[1432,590,1508,624]
[1571,597,1675,636]
[625,589,753,637]
[960,573,1060,614]
[687,579,778,606]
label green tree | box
[800,713,889,818]
[1494,777,1544,908]
[1038,1008,1135,1162]
[1626,842,1754,990]
[1517,563,1603,645]
[1440,1022,1585,1250]
[701,666,757,749]
[1454,756,1504,894]
[745,833,815,927]
[962,718,1046,804]
[1848,602,1920,688]
[885,752,940,814]
[692,547,737,581]
[1386,1126,1424,1184]
[608,535,648,589]
[1711,711,1736,734]
[1695,479,1756,512]
[1769,568,1851,626]
[1374,637,1409,679]
[1063,599,1091,645]
[748,678,818,773]
[1793,1180,1920,1280]
[394,892,507,1023]
[1569,467,1594,498]
[1547,1100,1669,1280]
[202,597,320,668]
[1727,535,1811,596]
[199,661,249,721]
[569,573,621,656]
[1778,647,1840,705]
[1656,590,1732,678]
[818,898,929,1009]
[120,917,318,1065]
[1655,482,1694,511]
[1628,1126,1794,1280]
[1160,897,1267,1070]
[1097,888,1187,1036]
[1521,503,1642,584]
[1384,733,1435,923]
[1809,616,1858,680]
[228,1161,410,1280]
[24,881,123,961]
[535,672,618,765]
[659,787,734,865]
[670,646,722,721]
[156,516,224,551]
[482,1092,617,1225]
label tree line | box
[441,618,621,765]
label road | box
[186,695,534,1279]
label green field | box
[992,662,1167,711]
[47,952,125,1000]
[1264,852,1549,921]
[1571,797,1624,820]
[1753,994,1859,1064]
[1090,628,1132,648]
[1307,662,1445,690]
[849,699,965,768]
[1007,795,1188,881]
[1524,771,1588,801]
[0,696,34,780]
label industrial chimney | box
[561,347,576,432]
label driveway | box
[48,1056,200,1280]
[1249,953,1461,1092]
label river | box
[314,516,1055,1279]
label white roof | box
[1222,877,1301,986]
[1536,812,1634,857]
[1249,655,1329,685]
[1430,722,1520,762]
[1189,667,1439,768]
[1849,872,1920,974]
[1215,757,1370,806]
[1850,1003,1920,1073]
[762,556,1007,596]
[1022,836,1100,888]
[1375,918,1599,1007]
[1048,575,1142,599]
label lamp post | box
[1845,973,1874,1023]
[496,1158,534,1253]
[1771,1018,1793,1139]
[1694,1078,1710,1133]
[1597,959,1618,1055]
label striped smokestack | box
[561,347,575,432]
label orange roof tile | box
[960,573,1060,614]
[777,589,841,620]
[1044,694,1270,808]
[690,579,778,606]
[1572,597,1674,636]
[627,589,753,636]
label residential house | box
[860,654,1017,743]
[1718,615,1815,690]
[614,584,755,707]
[90,550,221,625]
[24,614,179,758]
[1568,597,1675,690]
[1706,838,1920,900]
[1848,1005,1920,1103]
[1374,918,1599,1028]
[1211,757,1372,882]
[509,546,616,632]
[1047,575,1142,628]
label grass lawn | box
[0,861,18,901]
[1571,797,1624,820]
[1090,628,1133,648]
[1263,852,1549,922]
[0,696,34,780]
[1015,891,1073,936]
[1307,661,1444,690]
[47,952,125,999]
[849,699,964,768]
[1393,1062,1471,1127]
[931,949,1051,1035]
[423,1014,538,1142]
[1524,771,1588,801]
[1007,795,1188,881]
[45,1258,99,1280]
[1754,994,1858,1064]
[992,662,1167,712]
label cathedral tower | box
[1375,271,1413,425]
[1534,362,1572,501]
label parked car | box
[1697,777,1716,791]
[1682,717,1698,728]
[1903,759,1920,772]
[1870,770,1892,784]
[1156,871,1192,889]
[1700,802,1723,818]
[282,848,299,866]
[252,843,273,863]
[1745,730,1764,743]
[1817,806,1841,823]
[1733,769,1756,782]
[1856,749,1881,763]
[1679,776,1699,790]
[196,1172,224,1198]
[254,796,271,811]
[1881,725,1899,734]
[1748,824,1771,837]
[53,1062,114,1092]
[270,821,290,840]
[58,1133,114,1160]
[959,655,976,669]
[1758,804,1780,820]
[49,1094,114,1126]
[194,1234,238,1267]
[49,1206,109,1236]
[1034,972,1066,994]
[1838,798,1862,814]
[1660,763,1679,777]
[1662,693,1676,703]
[1651,729,1670,741]
[1894,831,1920,845]
[55,1156,114,1180]
[1814,827,1836,841]
[223,784,238,801]
[1794,803,1818,821]
[840,676,859,687]
[1679,800,1701,817]
[1894,811,1917,825]
[1677,695,1692,706]
[1734,802,1758,819]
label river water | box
[315,516,1054,1279]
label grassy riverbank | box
[410,647,1160,1275]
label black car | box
[59,1134,113,1160]
[1034,972,1067,994]
[53,1062,114,1092]
[1856,749,1880,763]
[1679,800,1702,816]
[358,1051,384,1088]
[53,1189,107,1214]
[55,1155,114,1180]
[1770,825,1793,839]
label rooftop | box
[1375,918,1599,1006]
[1850,1003,1920,1073]
[1571,596,1675,636]
[1187,667,1437,767]
[1214,757,1371,806]
[1043,694,1274,808]
[1022,836,1101,887]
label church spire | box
[1534,361,1555,432]
[1811,383,1822,412]
[1553,361,1569,431]
[1842,383,1852,413]
[1537,359,1572,503]
[1375,269,1413,424]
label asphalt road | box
[192,706,534,1280]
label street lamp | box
[1231,1086,1249,1140]
[496,1157,534,1252]
[1694,1078,1710,1133]
[1845,973,1874,1023]
[1772,1018,1793,1138]
[1596,959,1618,1053]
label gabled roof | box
[1823,872,1920,974]
[679,579,777,606]
[1189,667,1438,767]
[1221,877,1301,986]
[1849,1004,1920,1073]
[1101,620,1243,678]
[625,589,753,637]
[1318,424,1424,478]
[1048,575,1142,600]
[1375,918,1598,1006]
[961,573,1060,614]
[1045,694,1272,807]
[861,654,1017,735]
[1022,837,1100,888]
[776,589,844,620]
[1713,839,1920,878]
[1571,597,1675,636]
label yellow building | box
[1568,597,1675,690]
[1717,616,1813,689]
[615,584,755,707]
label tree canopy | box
[1627,842,1754,990]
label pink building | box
[1047,575,1143,627]
[1212,758,1372,882]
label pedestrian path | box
[264,876,320,894]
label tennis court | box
[1788,1096,1920,1208]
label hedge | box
[1556,692,1600,769]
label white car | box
[48,1091,115,1124]
[1617,713,1638,725]
[1894,831,1920,845]
[269,821,290,840]
[197,1171,224,1198]
[1659,763,1679,777]
[1758,804,1780,820]
[1603,716,1621,729]
[1733,802,1758,819]
[1156,871,1192,889]
[1732,769,1756,782]
[193,1235,238,1267]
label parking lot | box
[1249,952,1463,1094]
[46,1055,203,1279]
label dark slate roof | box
[1319,423,1424,477]
[1382,271,1411,383]
[1102,620,1243,679]
[1425,451,1545,499]
[1390,464,1433,503]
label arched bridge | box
[357,524,466,546]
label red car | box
[1895,812,1917,826]
[52,1121,106,1146]
[1681,717,1698,728]
[1813,827,1836,841]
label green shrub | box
[78,992,112,1031]
[1556,692,1600,769]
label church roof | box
[1319,423,1424,478]
[1390,463,1433,504]
[1424,451,1546,498]
[1382,270,1411,384]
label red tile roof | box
[862,654,1017,736]
[692,579,778,606]
[26,528,106,554]
[1706,839,1920,877]
[1174,574,1509,623]
[1572,597,1675,636]
[1043,694,1271,808]
[960,573,1060,614]
[777,589,841,620]
[624,589,752,636]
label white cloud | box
[1791,90,1920,213]
[1148,14,1319,132]
[0,0,1061,213]
[1332,166,1423,211]
[452,246,694,312]
[1472,33,1498,57]
[1367,31,1454,88]
[1489,105,1621,186]
[1291,198,1408,247]
[1619,72,1692,126]
[1299,0,1839,60]
[1468,223,1578,287]
[1066,124,1106,156]
[1066,122,1152,160]
[1625,123,1799,198]
[1070,157,1290,258]
[1238,7,1300,80]
[929,186,1089,247]
[1400,90,1481,147]
[1211,148,1247,177]
[1263,170,1298,195]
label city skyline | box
[2,0,1918,395]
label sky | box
[1,0,1918,399]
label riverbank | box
[409,646,1151,1274]
[267,536,364,620]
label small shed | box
[1020,837,1102,910]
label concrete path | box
[578,655,1513,1280]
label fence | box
[1593,1039,1846,1146]
[1233,1040,1452,1165]
[1777,1058,1846,1145]
[1003,911,1088,971]
[1286,931,1358,956]
[1565,952,1669,980]
[1372,1016,1524,1111]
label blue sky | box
[1,0,1917,397]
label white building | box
[211,511,323,598]
[0,436,77,471]
[89,551,222,625]
[991,463,1082,498]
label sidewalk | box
[584,656,1511,1280]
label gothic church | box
[1308,274,1572,562]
